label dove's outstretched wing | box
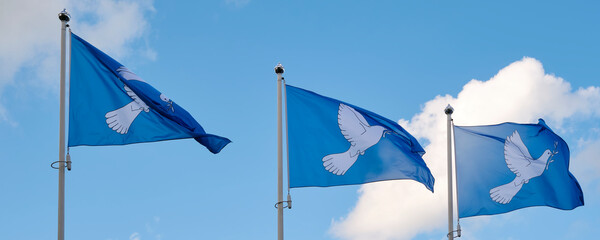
[491,131,537,204]
[323,103,384,175]
[105,102,143,134]
[105,85,150,134]
[124,85,149,111]
[504,130,534,177]
[117,66,146,82]
[338,103,369,147]
[322,104,369,175]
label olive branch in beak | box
[546,141,559,170]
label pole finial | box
[275,63,284,74]
[58,9,70,22]
[444,104,454,115]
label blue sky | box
[1,1,599,240]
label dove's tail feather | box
[489,178,523,204]
[322,149,359,176]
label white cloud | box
[129,232,141,240]
[330,57,600,240]
[0,0,155,123]
[0,104,10,125]
[72,0,156,61]
[572,139,600,186]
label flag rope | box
[283,78,292,209]
[451,118,461,238]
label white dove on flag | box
[489,130,557,204]
[322,103,388,175]
[105,67,174,134]
[105,67,150,134]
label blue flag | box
[286,85,434,191]
[69,33,230,153]
[454,119,584,218]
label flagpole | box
[275,63,285,240]
[445,104,454,240]
[57,9,70,240]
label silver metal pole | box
[275,63,285,240]
[58,9,70,240]
[445,105,454,240]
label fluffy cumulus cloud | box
[0,0,155,123]
[330,57,600,240]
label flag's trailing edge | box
[69,33,230,153]
[286,84,434,192]
[454,119,584,218]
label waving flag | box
[286,85,434,191]
[454,119,584,218]
[69,33,230,153]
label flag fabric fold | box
[286,84,434,191]
[69,33,230,153]
[454,119,584,218]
